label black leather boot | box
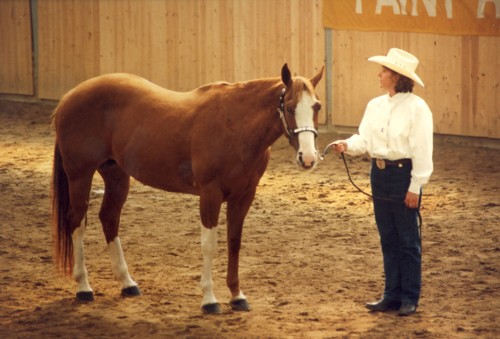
[365,298,401,311]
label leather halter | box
[277,88,318,139]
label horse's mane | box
[195,77,280,93]
[196,81,232,92]
[196,76,314,92]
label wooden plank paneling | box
[37,0,325,122]
[0,0,33,95]
[330,30,500,138]
[476,37,500,138]
[37,0,100,99]
[423,35,462,136]
[99,0,168,84]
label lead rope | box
[321,144,422,246]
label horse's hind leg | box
[67,172,95,301]
[98,162,140,297]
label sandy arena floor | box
[0,100,499,338]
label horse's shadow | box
[8,295,236,337]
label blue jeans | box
[370,161,421,305]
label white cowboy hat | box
[368,48,424,87]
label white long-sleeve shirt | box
[345,92,433,194]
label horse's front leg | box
[200,225,220,314]
[226,225,250,312]
[225,192,256,312]
[199,184,223,314]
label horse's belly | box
[134,175,199,195]
[120,154,198,195]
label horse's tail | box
[51,142,73,276]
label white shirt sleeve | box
[408,97,434,194]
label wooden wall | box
[330,31,500,138]
[0,0,33,95]
[0,0,498,138]
[35,0,325,122]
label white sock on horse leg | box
[200,225,218,306]
[231,291,247,301]
[109,237,137,289]
[72,225,92,293]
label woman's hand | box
[405,192,420,209]
[331,140,348,153]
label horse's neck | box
[238,80,284,150]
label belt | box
[373,158,412,169]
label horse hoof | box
[230,298,251,312]
[76,291,94,302]
[121,285,141,297]
[201,303,221,314]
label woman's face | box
[378,66,399,95]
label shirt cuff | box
[408,181,422,195]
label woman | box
[330,48,433,316]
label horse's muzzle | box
[297,151,317,169]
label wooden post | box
[325,28,333,130]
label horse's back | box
[56,73,171,116]
[54,73,195,142]
[53,74,212,193]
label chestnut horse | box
[51,64,323,314]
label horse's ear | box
[281,63,292,87]
[310,66,324,88]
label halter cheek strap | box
[277,88,318,139]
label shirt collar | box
[387,92,410,103]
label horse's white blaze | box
[72,225,92,293]
[295,91,319,167]
[200,225,218,306]
[109,237,137,289]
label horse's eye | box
[286,106,294,114]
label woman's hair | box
[395,75,415,93]
[385,66,415,93]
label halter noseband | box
[277,88,318,139]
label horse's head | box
[279,63,324,170]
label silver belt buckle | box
[376,158,386,170]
